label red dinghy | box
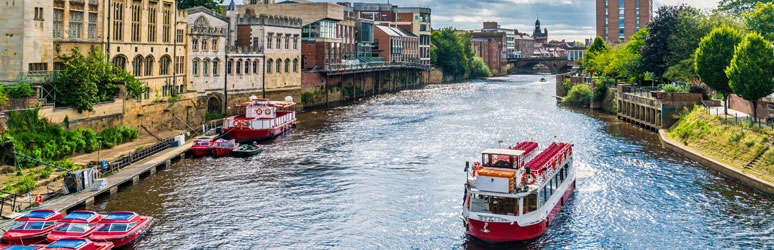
[47,211,105,243]
[42,238,113,250]
[191,137,215,157]
[2,210,64,245]
[88,212,151,248]
[223,97,297,143]
[211,139,239,157]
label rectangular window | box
[148,6,157,42]
[523,193,538,214]
[53,9,63,38]
[113,2,123,41]
[131,4,141,41]
[267,34,272,49]
[34,7,44,21]
[163,6,171,43]
[88,13,97,39]
[69,11,83,39]
[176,29,184,43]
[28,63,47,72]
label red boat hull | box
[212,148,235,157]
[191,148,211,157]
[465,179,575,242]
[90,217,152,248]
[2,232,48,245]
[224,121,295,143]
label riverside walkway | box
[0,140,193,229]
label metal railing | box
[0,191,23,218]
[97,137,175,175]
[321,61,430,72]
[14,71,61,85]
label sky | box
[307,0,721,42]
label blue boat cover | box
[61,211,96,221]
[103,212,135,221]
[195,137,211,141]
[20,210,55,219]
[6,246,42,250]
[45,238,86,249]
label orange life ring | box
[522,172,536,185]
[232,120,239,127]
[35,194,43,205]
[256,109,263,115]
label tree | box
[725,32,774,125]
[744,2,774,41]
[695,26,743,115]
[720,0,774,14]
[469,57,491,78]
[583,36,609,74]
[642,5,706,82]
[431,28,475,77]
[177,0,224,14]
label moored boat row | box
[2,210,152,249]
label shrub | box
[562,78,573,93]
[14,176,36,193]
[592,83,608,101]
[563,84,592,105]
[469,57,492,78]
[205,112,227,122]
[660,83,685,92]
[301,92,315,104]
[7,83,35,98]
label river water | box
[90,75,774,249]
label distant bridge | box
[507,57,575,74]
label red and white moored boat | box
[191,137,215,157]
[2,210,64,245]
[47,211,105,242]
[222,96,296,143]
[42,238,113,250]
[462,141,575,242]
[211,139,239,157]
[88,212,151,248]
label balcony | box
[15,71,62,85]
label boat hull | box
[224,121,295,143]
[465,179,576,243]
[212,148,235,157]
[232,148,263,157]
[2,233,48,245]
[90,217,152,248]
[190,148,211,157]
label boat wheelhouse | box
[2,210,64,245]
[88,212,151,248]
[42,238,113,250]
[47,211,105,242]
[222,97,296,143]
[462,141,575,242]
[191,137,216,157]
[211,139,239,157]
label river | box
[90,74,774,249]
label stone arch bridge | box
[507,57,575,74]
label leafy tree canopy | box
[583,36,609,73]
[177,0,224,14]
[744,2,774,41]
[431,28,476,77]
[719,0,774,14]
[694,25,743,114]
[725,32,774,119]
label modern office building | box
[596,0,652,43]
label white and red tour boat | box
[462,141,575,242]
[222,96,296,143]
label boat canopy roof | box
[481,149,525,156]
[194,137,212,141]
[45,238,87,249]
[5,246,42,250]
[60,211,98,222]
[19,210,59,221]
[101,212,137,222]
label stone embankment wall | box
[728,94,773,118]
[300,68,433,109]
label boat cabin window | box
[482,154,515,169]
[10,221,55,230]
[523,193,538,214]
[194,141,211,147]
[95,222,137,232]
[486,196,519,216]
[52,222,93,233]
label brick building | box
[597,0,652,43]
[353,2,431,65]
[373,25,418,64]
[470,31,507,75]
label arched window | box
[144,55,154,76]
[132,55,143,76]
[266,59,272,73]
[192,38,198,50]
[213,59,219,76]
[227,59,233,74]
[192,59,199,76]
[202,40,208,51]
[244,59,251,74]
[236,60,242,74]
[212,39,218,51]
[203,59,210,76]
[285,59,290,73]
[293,59,298,73]
[276,59,281,73]
[159,55,171,75]
[113,55,127,71]
[253,60,258,74]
